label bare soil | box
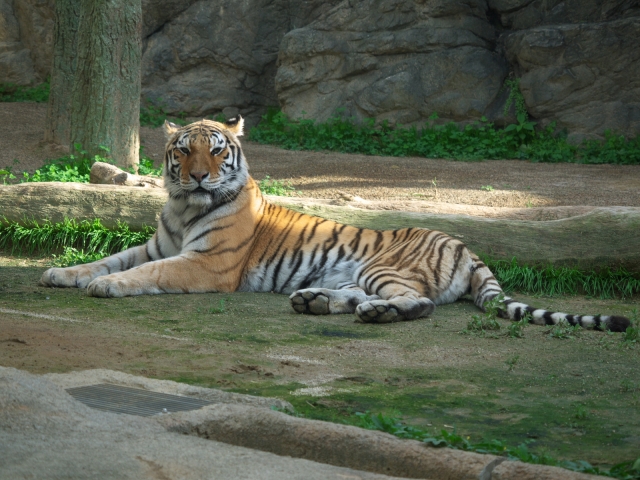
[1,102,639,466]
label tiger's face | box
[163,117,248,207]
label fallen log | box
[1,183,638,272]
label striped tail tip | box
[500,299,631,332]
[605,315,631,332]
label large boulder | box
[141,0,341,125]
[275,0,509,125]
[0,0,52,85]
[504,17,640,140]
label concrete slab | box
[0,366,404,480]
[0,367,606,480]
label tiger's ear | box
[163,120,180,139]
[225,115,244,137]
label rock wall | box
[1,0,638,136]
[278,0,640,136]
[141,0,340,125]
[276,0,509,125]
[0,0,54,85]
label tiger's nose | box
[190,171,209,183]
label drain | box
[66,383,213,417]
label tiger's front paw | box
[87,275,134,298]
[355,300,405,324]
[289,289,330,315]
[40,267,94,288]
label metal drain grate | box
[66,383,213,417]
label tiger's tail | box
[469,256,630,332]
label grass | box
[0,219,639,298]
[1,144,161,185]
[484,257,640,299]
[1,260,638,473]
[257,175,297,196]
[0,218,153,258]
[249,108,640,165]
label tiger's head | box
[163,117,248,208]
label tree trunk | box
[44,0,80,146]
[45,0,142,170]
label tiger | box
[40,117,630,332]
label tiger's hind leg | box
[289,283,380,315]
[354,270,436,324]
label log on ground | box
[1,183,638,272]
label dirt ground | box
[1,256,639,466]
[1,102,639,466]
[2,102,640,211]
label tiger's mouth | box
[191,186,211,194]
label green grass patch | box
[0,218,153,258]
[485,257,640,299]
[257,175,297,196]
[0,79,50,102]
[1,144,161,184]
[249,108,640,165]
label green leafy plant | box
[249,108,640,165]
[50,246,107,267]
[350,411,639,479]
[135,155,163,177]
[573,404,589,420]
[132,147,163,177]
[480,185,494,192]
[545,322,582,340]
[505,354,520,372]
[504,113,537,145]
[507,316,528,338]
[208,299,226,314]
[0,79,50,102]
[621,309,639,347]
[461,296,504,336]
[20,144,111,184]
[0,168,16,185]
[258,175,297,196]
[503,77,529,120]
[140,99,188,128]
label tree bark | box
[44,0,80,146]
[45,0,142,169]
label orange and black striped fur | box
[40,118,630,331]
